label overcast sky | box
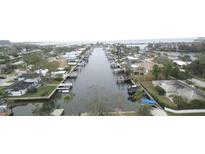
[0,0,205,42]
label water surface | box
[13,48,138,115]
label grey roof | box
[19,73,39,79]
[6,80,33,91]
[0,64,7,68]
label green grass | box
[141,81,177,109]
[0,86,5,91]
[0,86,6,95]
[21,85,56,97]
[47,79,62,85]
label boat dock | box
[51,109,64,116]
[57,83,72,93]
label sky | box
[0,0,205,42]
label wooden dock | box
[51,109,64,116]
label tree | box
[163,62,173,79]
[155,86,166,96]
[0,88,8,100]
[133,90,144,101]
[152,64,161,80]
[88,101,109,116]
[44,61,59,79]
[64,92,75,104]
[187,55,205,78]
[24,53,44,71]
[171,66,180,79]
[173,96,186,110]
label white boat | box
[57,83,72,93]
[59,83,73,87]
[62,90,70,93]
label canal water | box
[12,48,138,115]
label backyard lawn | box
[0,86,5,91]
[47,79,62,85]
[21,85,57,97]
[141,81,177,109]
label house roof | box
[6,80,33,91]
[173,60,191,66]
[127,56,138,61]
[0,64,7,68]
[131,64,139,68]
[20,73,39,79]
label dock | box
[68,71,78,78]
[51,109,64,116]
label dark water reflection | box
[12,48,138,115]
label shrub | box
[172,95,187,110]
[54,78,63,81]
[178,71,191,80]
[141,82,177,109]
[133,90,144,101]
[151,93,177,109]
[172,95,205,110]
[155,86,166,96]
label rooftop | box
[173,60,191,66]
[7,80,33,91]
[20,73,39,79]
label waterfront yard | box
[141,81,177,109]
[0,86,5,91]
[22,85,57,97]
[7,85,57,99]
[0,86,6,98]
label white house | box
[51,70,66,78]
[35,69,49,77]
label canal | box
[12,48,138,115]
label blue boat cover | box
[142,99,156,105]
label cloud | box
[0,0,204,41]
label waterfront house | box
[130,64,145,75]
[130,62,161,75]
[6,80,36,96]
[51,70,66,78]
[18,73,41,87]
[63,52,78,61]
